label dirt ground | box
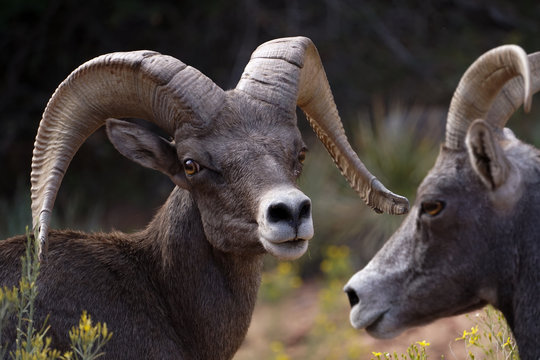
[234,281,477,359]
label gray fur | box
[344,124,540,359]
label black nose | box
[267,199,311,228]
[345,287,360,307]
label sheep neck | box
[492,211,540,360]
[508,234,540,359]
[138,186,263,360]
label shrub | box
[0,227,112,360]
[260,262,302,303]
[370,306,519,360]
[370,341,431,360]
[454,306,519,360]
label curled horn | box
[236,37,409,216]
[445,45,532,150]
[31,51,225,259]
[486,51,540,128]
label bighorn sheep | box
[1,37,408,359]
[344,45,540,359]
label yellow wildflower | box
[455,329,468,341]
[416,340,430,347]
[270,341,284,353]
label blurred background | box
[1,0,540,358]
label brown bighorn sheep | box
[1,37,408,359]
[344,45,540,359]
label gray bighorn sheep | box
[344,45,540,359]
[1,37,408,359]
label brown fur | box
[2,91,308,359]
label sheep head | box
[344,45,538,339]
[31,37,409,261]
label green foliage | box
[319,245,354,283]
[0,286,18,358]
[260,262,302,303]
[304,245,364,360]
[352,98,443,200]
[249,244,364,359]
[369,307,519,360]
[66,311,112,360]
[370,341,431,360]
[0,228,112,359]
[454,306,519,360]
[13,227,43,359]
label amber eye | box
[298,148,307,164]
[183,159,200,176]
[421,201,445,216]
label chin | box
[365,323,406,339]
[351,309,407,340]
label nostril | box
[345,288,360,308]
[298,199,311,220]
[268,203,293,224]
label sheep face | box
[344,126,530,339]
[107,91,313,260]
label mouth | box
[260,236,309,260]
[363,309,405,339]
[359,299,486,339]
[364,311,391,337]
[348,301,404,339]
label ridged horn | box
[486,51,540,128]
[445,45,532,150]
[236,36,409,215]
[31,51,225,260]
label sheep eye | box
[298,148,307,164]
[421,201,445,216]
[183,159,200,176]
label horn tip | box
[370,179,410,215]
[36,223,49,263]
[387,194,410,215]
[523,82,533,114]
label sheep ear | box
[106,119,188,188]
[465,119,510,190]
